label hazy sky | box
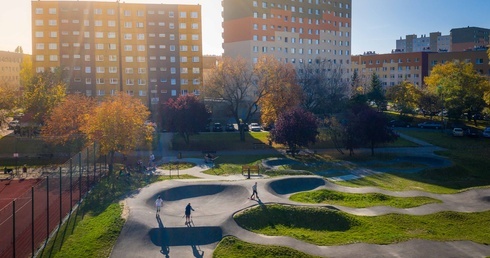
[1,0,489,55]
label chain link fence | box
[0,142,107,258]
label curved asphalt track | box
[110,134,490,258]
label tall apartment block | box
[450,26,490,52]
[222,0,352,77]
[31,1,203,106]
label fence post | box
[13,200,16,258]
[86,147,89,191]
[79,153,82,203]
[59,167,62,227]
[46,176,49,241]
[93,143,96,181]
[31,187,34,257]
[69,159,72,212]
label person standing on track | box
[155,195,163,215]
[185,203,194,224]
[250,182,259,200]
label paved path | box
[110,133,490,258]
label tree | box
[297,58,349,116]
[356,107,398,156]
[386,81,421,115]
[163,95,210,144]
[424,61,490,121]
[367,73,386,111]
[418,91,442,120]
[81,93,152,173]
[23,68,66,124]
[204,56,266,141]
[256,55,302,127]
[269,107,318,157]
[19,55,33,90]
[41,95,96,152]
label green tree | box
[367,73,386,111]
[163,95,210,144]
[270,107,318,157]
[23,68,66,123]
[418,91,442,120]
[424,61,490,121]
[81,93,152,173]
[386,81,421,115]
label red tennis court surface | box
[0,179,42,209]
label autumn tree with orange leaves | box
[255,55,303,128]
[41,95,96,152]
[80,93,152,172]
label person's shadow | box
[156,215,170,258]
[191,245,204,258]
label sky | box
[1,0,489,56]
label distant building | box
[395,26,489,53]
[351,52,430,88]
[427,49,490,76]
[396,33,450,53]
[222,0,352,80]
[450,26,490,52]
[31,1,203,107]
[0,50,28,90]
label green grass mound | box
[213,236,321,258]
[290,189,441,208]
[234,204,490,246]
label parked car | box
[249,123,262,132]
[225,123,235,132]
[465,128,479,138]
[417,121,442,129]
[213,123,223,132]
[483,127,490,138]
[452,128,464,137]
[388,120,411,128]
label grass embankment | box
[39,173,197,258]
[213,236,321,258]
[290,190,441,208]
[336,129,490,193]
[235,204,490,246]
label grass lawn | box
[202,154,278,176]
[213,236,321,258]
[235,204,490,246]
[290,189,441,208]
[334,129,490,193]
[171,130,418,152]
[38,173,198,258]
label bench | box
[242,165,260,178]
[203,151,218,163]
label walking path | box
[110,133,490,258]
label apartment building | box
[351,52,430,88]
[0,51,27,90]
[450,26,490,52]
[31,1,203,106]
[427,49,490,76]
[222,0,352,78]
[395,26,489,53]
